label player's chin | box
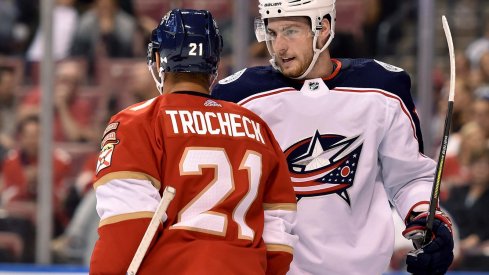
[278,64,302,78]
[281,68,303,78]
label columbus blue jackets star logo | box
[283,130,363,205]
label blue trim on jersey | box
[212,58,425,153]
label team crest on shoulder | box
[102,122,119,137]
[96,122,121,174]
[218,68,247,84]
[374,60,404,72]
[284,130,364,205]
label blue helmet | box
[148,9,223,75]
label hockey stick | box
[423,15,455,245]
[127,186,176,275]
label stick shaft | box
[127,186,176,275]
[426,102,453,230]
[424,15,455,243]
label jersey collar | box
[322,59,342,81]
[173,91,214,98]
[290,58,342,84]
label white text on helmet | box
[264,2,282,7]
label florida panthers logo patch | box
[284,130,363,205]
[96,122,120,174]
[96,143,115,174]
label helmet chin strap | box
[149,64,164,94]
[292,34,323,80]
[149,52,165,95]
[210,71,219,88]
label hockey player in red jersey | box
[212,0,454,274]
[90,9,297,275]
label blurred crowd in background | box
[0,0,488,272]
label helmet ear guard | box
[147,39,159,67]
[254,18,267,42]
[147,40,164,93]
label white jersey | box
[212,59,436,275]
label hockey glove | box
[402,209,454,275]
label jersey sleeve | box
[90,106,163,274]
[381,70,425,153]
[379,73,436,220]
[260,122,298,275]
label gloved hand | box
[402,208,454,275]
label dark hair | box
[16,115,40,135]
[0,66,14,80]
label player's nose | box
[272,36,288,55]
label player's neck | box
[163,82,210,95]
[304,51,334,79]
[163,73,211,95]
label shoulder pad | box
[212,66,292,103]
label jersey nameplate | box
[165,110,265,144]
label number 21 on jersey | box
[170,148,262,241]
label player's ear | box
[317,17,331,48]
[155,51,161,72]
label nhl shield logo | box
[309,81,319,91]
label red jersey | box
[90,92,297,275]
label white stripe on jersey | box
[96,178,160,221]
[238,86,419,142]
[237,87,296,106]
[334,87,418,140]
[263,209,298,249]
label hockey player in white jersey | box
[212,0,454,274]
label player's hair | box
[16,115,39,136]
[0,66,14,80]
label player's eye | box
[266,30,277,39]
[282,28,299,38]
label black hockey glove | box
[402,209,454,275]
